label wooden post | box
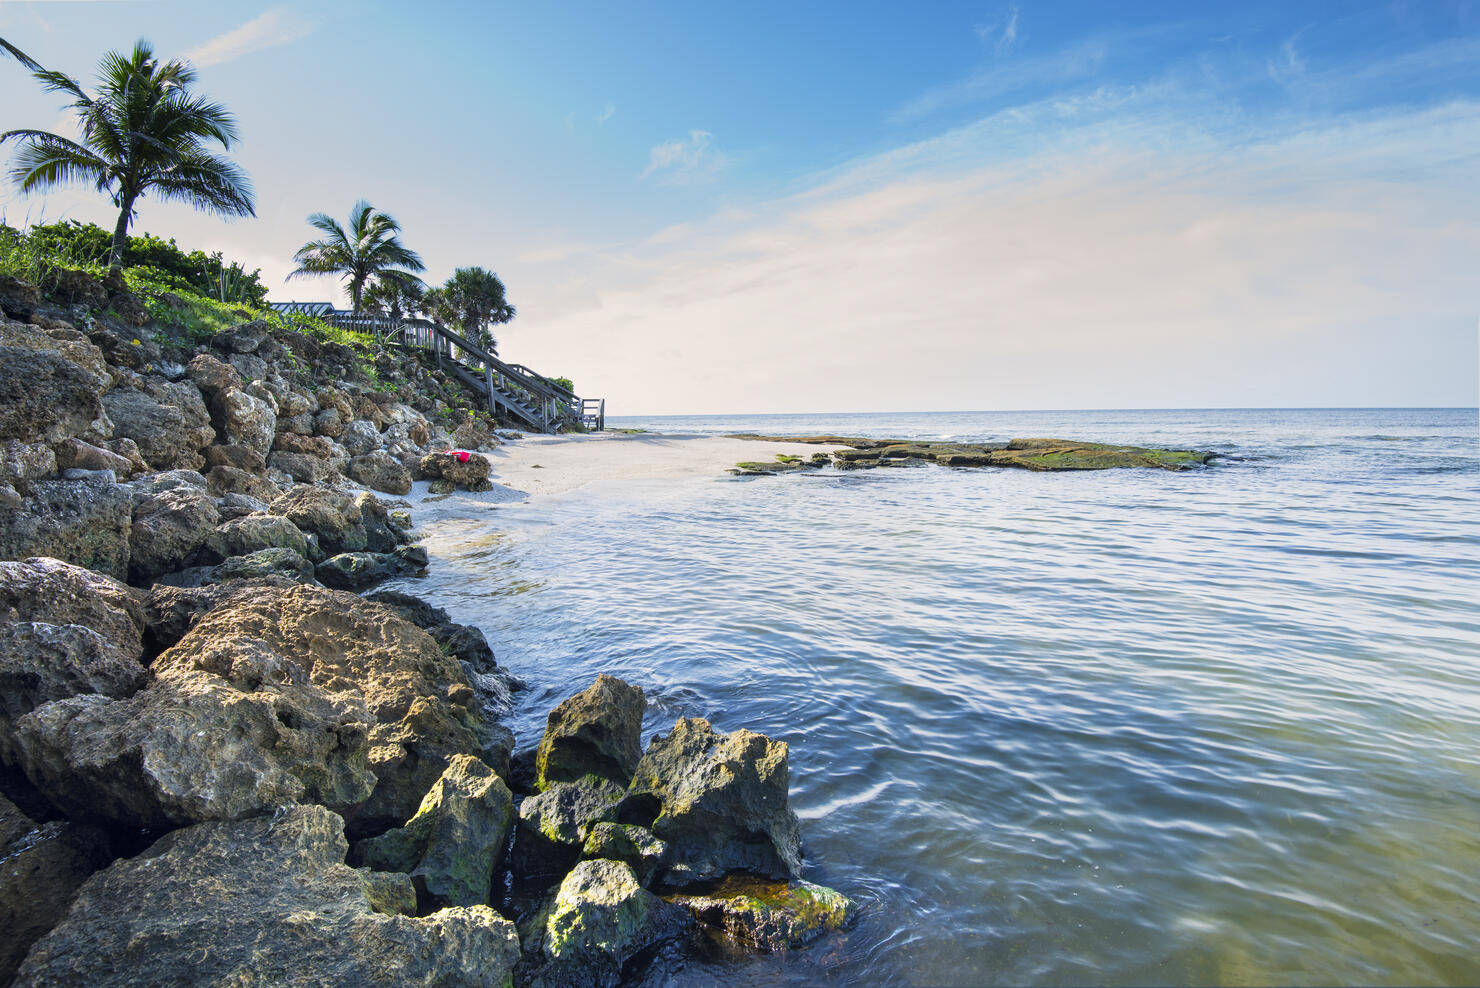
[598,399,605,431]
[483,365,496,416]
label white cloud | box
[640,129,726,183]
[1267,34,1306,85]
[597,103,616,124]
[184,7,312,69]
[974,6,1019,55]
[510,96,1480,415]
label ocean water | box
[387,408,1480,986]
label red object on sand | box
[441,449,473,463]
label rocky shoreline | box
[726,433,1217,474]
[0,269,854,986]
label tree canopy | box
[288,200,425,315]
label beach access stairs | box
[272,303,604,433]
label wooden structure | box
[267,302,605,433]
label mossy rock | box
[666,874,857,951]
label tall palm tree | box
[444,265,515,353]
[288,201,424,315]
[361,273,424,320]
[1,40,255,270]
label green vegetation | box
[1,40,255,269]
[0,220,106,284]
[552,376,575,393]
[441,266,515,353]
[289,200,425,315]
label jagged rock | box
[581,823,667,885]
[428,478,456,494]
[267,449,331,484]
[0,793,112,985]
[51,437,130,475]
[315,547,426,590]
[274,432,335,459]
[314,406,346,438]
[206,464,280,501]
[421,450,491,489]
[666,876,857,951]
[210,319,270,354]
[203,442,267,473]
[127,468,209,495]
[453,420,499,451]
[0,480,133,579]
[204,546,315,584]
[0,273,41,319]
[201,513,309,562]
[100,383,214,471]
[341,418,382,456]
[515,777,627,886]
[521,859,691,988]
[185,351,240,394]
[355,490,410,553]
[13,805,521,988]
[140,576,295,651]
[536,675,645,791]
[278,411,314,435]
[348,451,413,495]
[214,491,270,521]
[103,436,149,476]
[355,754,514,908]
[0,340,106,445]
[620,718,803,885]
[268,485,365,555]
[389,508,413,531]
[212,387,277,452]
[1,440,58,482]
[0,557,145,651]
[128,486,220,583]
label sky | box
[1,0,1477,414]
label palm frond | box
[3,132,111,193]
[150,150,255,217]
[0,36,43,71]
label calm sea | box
[387,408,1480,986]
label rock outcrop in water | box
[728,434,1217,474]
[0,268,858,985]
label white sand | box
[482,432,841,498]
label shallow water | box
[386,408,1480,986]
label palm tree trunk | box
[108,200,133,271]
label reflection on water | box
[385,408,1480,986]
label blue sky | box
[2,1,1477,412]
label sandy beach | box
[480,432,842,498]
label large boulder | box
[0,273,41,320]
[355,754,514,908]
[315,547,427,590]
[355,490,410,553]
[203,442,268,473]
[1,441,58,483]
[620,718,803,885]
[267,449,331,484]
[521,859,691,988]
[160,546,315,587]
[0,794,112,986]
[0,337,107,444]
[666,876,857,951]
[341,418,382,456]
[13,805,521,988]
[212,387,277,452]
[140,576,295,652]
[128,487,221,583]
[268,485,366,555]
[536,675,645,791]
[421,450,492,489]
[0,557,145,656]
[348,451,413,495]
[185,352,240,394]
[205,464,280,501]
[0,479,133,579]
[101,381,215,471]
[514,777,626,887]
[210,318,270,354]
[200,513,309,563]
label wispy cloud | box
[1267,32,1307,85]
[974,5,1019,56]
[597,103,616,124]
[184,7,312,69]
[640,129,726,184]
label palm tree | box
[1,40,255,270]
[288,201,424,315]
[443,265,515,353]
[361,274,424,320]
[1,36,42,70]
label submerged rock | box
[666,875,857,951]
[522,859,692,988]
[13,805,521,987]
[621,717,802,885]
[355,754,513,908]
[536,674,646,790]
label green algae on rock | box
[726,433,1216,474]
[666,873,858,951]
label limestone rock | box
[621,718,803,884]
[0,343,106,445]
[666,876,857,951]
[214,491,270,522]
[51,437,131,475]
[0,557,145,657]
[268,485,366,555]
[355,754,514,908]
[210,318,269,354]
[355,490,410,553]
[266,449,330,484]
[536,674,645,790]
[201,513,309,562]
[0,794,112,985]
[100,383,214,471]
[204,442,268,473]
[348,450,413,495]
[581,823,667,885]
[315,547,425,590]
[1,440,58,483]
[523,859,691,988]
[421,450,491,489]
[0,272,41,320]
[515,777,626,886]
[140,576,295,651]
[314,406,345,438]
[13,805,521,988]
[205,464,280,501]
[185,351,240,394]
[128,487,221,583]
[212,387,277,452]
[0,480,133,579]
[341,418,382,456]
